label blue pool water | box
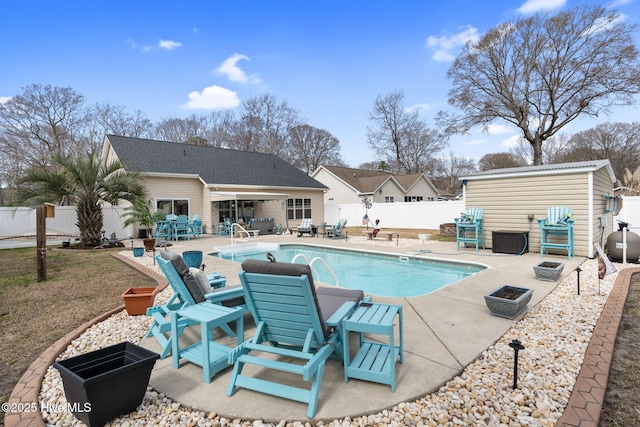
[212,244,485,297]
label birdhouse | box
[44,202,56,218]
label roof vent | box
[184,150,187,155]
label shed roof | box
[104,135,327,190]
[463,160,616,182]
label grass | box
[0,245,156,412]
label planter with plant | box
[122,197,158,251]
[484,285,533,319]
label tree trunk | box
[76,198,104,247]
[530,137,544,165]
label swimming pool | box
[211,244,486,297]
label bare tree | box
[90,102,153,138]
[509,133,570,165]
[368,90,447,173]
[358,160,392,171]
[288,125,343,174]
[153,113,213,144]
[440,5,640,165]
[226,93,302,160]
[430,151,476,194]
[561,122,640,179]
[477,152,525,171]
[0,84,90,195]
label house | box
[311,166,440,219]
[461,160,616,258]
[101,135,328,233]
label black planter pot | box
[53,342,159,427]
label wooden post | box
[36,205,47,281]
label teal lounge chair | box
[227,259,364,418]
[326,218,347,239]
[145,250,245,358]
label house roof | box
[318,166,439,194]
[462,160,617,182]
[104,135,327,190]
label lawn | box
[0,246,156,410]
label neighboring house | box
[461,160,616,258]
[101,135,328,233]
[311,166,440,211]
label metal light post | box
[509,339,525,389]
[575,266,582,295]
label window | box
[287,198,311,220]
[404,196,424,202]
[384,196,395,203]
[156,199,189,216]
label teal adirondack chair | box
[454,208,485,252]
[227,259,364,418]
[145,250,245,358]
[538,206,574,259]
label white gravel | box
[39,239,621,427]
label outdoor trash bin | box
[53,341,159,427]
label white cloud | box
[0,97,11,104]
[406,103,431,113]
[183,85,240,110]
[518,0,566,14]
[426,25,480,62]
[215,53,262,84]
[158,39,182,50]
[501,134,522,147]
[487,123,513,135]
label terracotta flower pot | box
[121,287,157,315]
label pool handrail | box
[291,253,340,287]
[230,223,251,245]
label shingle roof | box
[321,165,438,193]
[105,135,327,189]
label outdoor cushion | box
[190,267,213,293]
[315,287,364,320]
[241,259,328,336]
[160,250,205,303]
[160,250,190,277]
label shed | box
[461,160,616,259]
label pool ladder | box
[291,254,340,287]
[230,223,251,245]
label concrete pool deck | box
[136,233,585,422]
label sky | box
[2,0,640,167]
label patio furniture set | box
[147,250,404,418]
[455,206,574,259]
[154,214,203,241]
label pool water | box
[213,244,485,297]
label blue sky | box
[2,0,640,167]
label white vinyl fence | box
[324,200,465,230]
[327,195,639,233]
[0,206,130,239]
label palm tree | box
[14,151,145,247]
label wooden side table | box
[342,303,403,391]
[171,303,244,383]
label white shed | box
[461,160,616,258]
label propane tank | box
[607,221,640,263]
